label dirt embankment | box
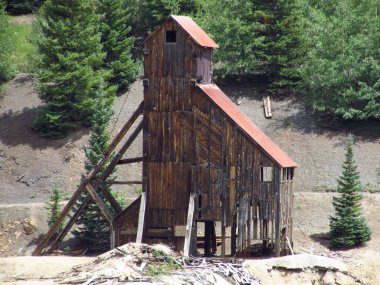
[1,75,380,284]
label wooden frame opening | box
[165,30,177,43]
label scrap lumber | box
[136,192,147,243]
[263,96,272,119]
[184,193,195,257]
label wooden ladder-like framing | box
[32,101,144,256]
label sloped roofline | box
[145,15,219,48]
[197,84,297,168]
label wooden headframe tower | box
[34,16,297,257]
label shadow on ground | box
[0,107,89,149]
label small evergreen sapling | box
[329,136,371,248]
[46,184,63,230]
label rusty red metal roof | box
[197,84,297,168]
[171,15,219,48]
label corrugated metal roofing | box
[171,15,219,48]
[197,84,297,168]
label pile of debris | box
[57,243,256,285]
[55,243,363,285]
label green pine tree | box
[196,0,304,92]
[0,1,14,85]
[33,0,109,138]
[300,0,380,120]
[329,136,371,248]
[98,0,137,92]
[253,0,304,92]
[73,80,116,251]
[46,184,63,230]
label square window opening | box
[260,166,273,182]
[166,30,176,43]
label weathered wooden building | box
[114,16,297,257]
[33,16,296,258]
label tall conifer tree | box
[253,0,304,91]
[98,0,137,92]
[329,136,371,248]
[33,0,109,138]
[196,0,303,92]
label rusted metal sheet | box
[170,15,219,48]
[197,84,298,168]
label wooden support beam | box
[231,213,237,255]
[184,193,195,257]
[85,183,113,224]
[32,101,144,256]
[117,157,144,165]
[274,167,281,257]
[97,184,122,213]
[99,121,144,182]
[48,195,91,253]
[136,192,147,243]
[101,101,144,160]
[96,180,143,185]
[32,184,86,256]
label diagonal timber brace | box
[32,101,144,256]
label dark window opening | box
[282,168,294,181]
[166,30,176,43]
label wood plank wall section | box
[137,16,295,256]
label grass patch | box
[144,249,180,276]
[8,16,35,73]
[313,185,337,193]
[363,183,380,193]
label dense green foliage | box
[300,0,380,120]
[196,0,303,91]
[329,136,371,248]
[46,184,63,230]
[98,0,137,92]
[33,0,109,138]
[4,0,44,14]
[0,2,14,85]
[73,82,116,250]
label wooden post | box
[231,213,237,255]
[48,195,91,252]
[184,193,195,257]
[221,224,226,257]
[204,221,212,256]
[274,167,281,257]
[85,183,113,223]
[136,192,147,243]
[110,229,116,249]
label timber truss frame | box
[33,101,144,256]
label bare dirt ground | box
[1,76,380,284]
